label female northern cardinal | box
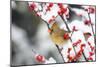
[49,22,70,46]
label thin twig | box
[33,11,50,29]
[60,16,71,32]
[87,13,96,43]
[56,45,65,62]
[40,18,50,29]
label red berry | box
[87,57,93,61]
[58,3,62,6]
[88,7,95,14]
[89,52,94,56]
[48,19,53,23]
[61,8,67,14]
[88,41,91,46]
[90,46,95,51]
[35,55,45,62]
[29,3,36,10]
[80,49,84,52]
[58,11,62,15]
[72,26,78,31]
[77,39,81,44]
[36,13,41,17]
[63,33,70,40]
[80,44,85,50]
[58,3,63,8]
[46,3,53,12]
[81,44,86,47]
[77,51,82,58]
[73,43,77,46]
[68,48,72,53]
[68,55,73,61]
[48,3,53,7]
[84,20,91,25]
[46,7,51,11]
[88,41,95,51]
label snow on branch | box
[28,2,96,63]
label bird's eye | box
[51,29,53,32]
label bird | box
[49,22,70,46]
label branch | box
[56,45,65,62]
[59,15,88,62]
[87,13,96,43]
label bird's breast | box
[50,32,67,45]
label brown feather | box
[50,22,70,45]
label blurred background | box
[11,1,64,66]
